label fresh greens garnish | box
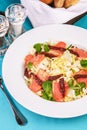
[74,82,86,96]
[75,89,80,96]
[33,43,42,53]
[68,79,86,96]
[44,44,50,52]
[68,79,74,88]
[66,44,72,50]
[33,43,50,53]
[78,82,86,89]
[27,62,33,69]
[42,80,52,94]
[42,80,52,100]
[80,59,87,68]
[42,93,49,100]
[42,92,53,100]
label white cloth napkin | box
[21,0,87,27]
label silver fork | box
[0,76,27,125]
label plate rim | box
[2,24,87,118]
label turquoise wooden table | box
[0,0,87,130]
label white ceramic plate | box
[2,24,87,118]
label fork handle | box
[0,84,27,125]
[65,12,87,24]
[0,11,5,15]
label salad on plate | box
[24,41,87,102]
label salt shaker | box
[0,15,9,57]
[5,3,27,40]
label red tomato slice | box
[29,78,42,92]
[75,70,87,87]
[71,48,87,58]
[77,78,87,87]
[52,81,69,102]
[24,54,45,66]
[37,69,49,81]
[55,41,66,48]
[75,69,87,75]
[52,81,63,102]
[49,42,66,57]
[49,49,62,56]
[24,54,34,66]
[33,54,45,66]
[48,41,66,57]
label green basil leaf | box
[42,92,53,100]
[80,59,87,68]
[68,79,74,88]
[78,82,86,89]
[75,89,80,96]
[42,93,49,100]
[42,80,52,94]
[33,43,42,53]
[27,62,33,69]
[73,84,80,89]
[44,44,50,52]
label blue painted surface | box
[0,0,87,130]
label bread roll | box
[64,0,79,8]
[40,0,53,4]
[54,0,65,8]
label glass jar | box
[0,15,9,57]
[5,3,27,40]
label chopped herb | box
[78,82,86,89]
[44,44,50,52]
[42,93,49,100]
[73,84,80,90]
[68,79,74,88]
[42,92,53,100]
[75,89,80,96]
[33,43,42,53]
[47,93,53,100]
[42,80,52,100]
[27,62,33,69]
[42,80,52,94]
[74,82,86,96]
[66,44,72,50]
[80,59,87,68]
